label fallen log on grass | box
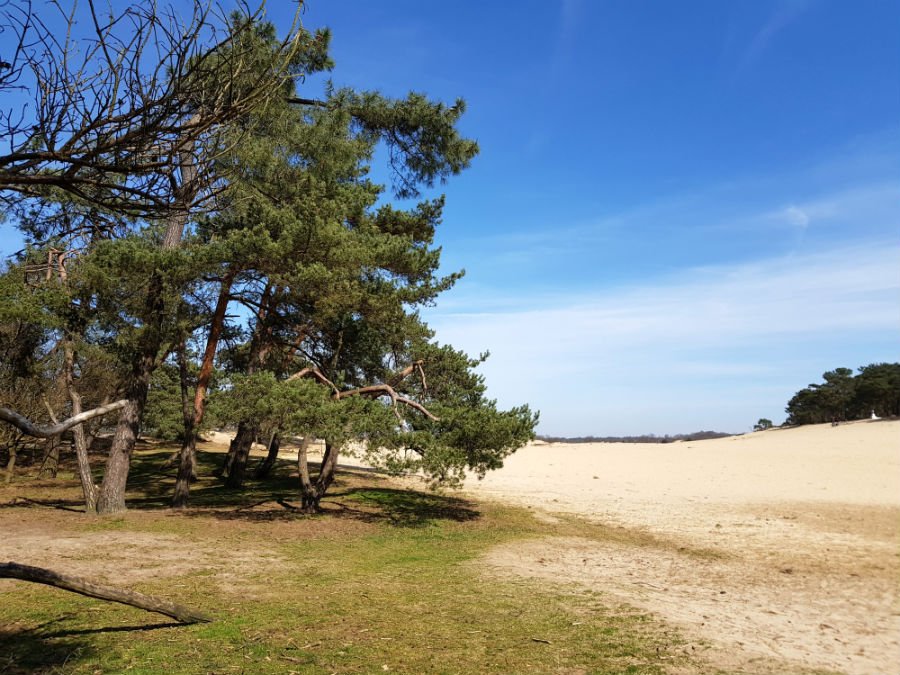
[0,561,212,624]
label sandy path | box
[465,420,900,675]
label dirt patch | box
[0,508,284,596]
[469,421,900,675]
[483,529,899,675]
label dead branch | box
[286,363,439,421]
[338,384,439,421]
[0,1,308,216]
[0,561,211,623]
[0,399,127,438]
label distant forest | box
[536,431,732,444]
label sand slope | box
[466,420,900,675]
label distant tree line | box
[785,363,900,426]
[536,431,732,444]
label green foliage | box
[753,418,774,431]
[785,363,900,425]
[142,364,186,441]
[0,8,537,510]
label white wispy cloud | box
[739,0,815,70]
[426,241,899,435]
[781,205,810,228]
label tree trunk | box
[298,440,339,513]
[95,151,195,515]
[172,336,197,509]
[38,436,61,479]
[38,399,61,479]
[63,336,99,514]
[253,432,280,479]
[296,436,316,511]
[172,273,233,507]
[224,421,257,488]
[0,561,211,624]
[4,442,17,483]
[221,282,273,488]
[316,441,340,500]
[95,381,149,515]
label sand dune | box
[466,419,900,675]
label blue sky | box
[292,0,898,435]
[3,1,898,435]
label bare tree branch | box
[0,0,309,217]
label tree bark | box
[224,421,257,488]
[96,365,152,514]
[298,439,339,513]
[253,432,279,479]
[172,336,197,509]
[0,561,211,624]
[38,436,61,479]
[62,337,99,513]
[223,282,273,488]
[38,399,61,479]
[296,435,316,511]
[0,399,128,439]
[4,442,17,484]
[173,273,234,507]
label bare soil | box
[467,420,900,675]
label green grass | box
[0,445,703,675]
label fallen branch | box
[0,561,212,624]
[0,399,127,438]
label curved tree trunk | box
[172,335,197,509]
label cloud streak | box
[427,241,899,435]
[739,0,815,70]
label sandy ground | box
[465,419,900,675]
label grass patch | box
[0,445,705,674]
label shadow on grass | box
[0,627,94,674]
[40,621,184,637]
[334,486,480,527]
[0,619,186,674]
[177,482,482,528]
[2,448,482,528]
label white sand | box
[466,419,900,675]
